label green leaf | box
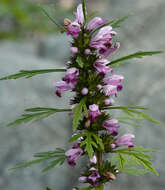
[82,0,87,22]
[119,120,142,127]
[111,14,132,28]
[108,51,164,66]
[9,148,66,172]
[42,157,65,172]
[110,62,131,68]
[78,186,93,190]
[0,69,66,80]
[76,56,84,68]
[68,133,85,143]
[46,187,52,190]
[81,132,95,158]
[120,168,149,176]
[92,134,104,150]
[39,5,64,30]
[105,106,149,110]
[7,107,70,127]
[118,153,126,169]
[72,98,88,132]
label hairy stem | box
[96,151,104,190]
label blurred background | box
[0,0,165,190]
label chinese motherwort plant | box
[1,1,163,190]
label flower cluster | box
[54,3,135,188]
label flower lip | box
[89,104,99,112]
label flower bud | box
[81,88,88,95]
[70,47,78,54]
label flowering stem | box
[96,151,104,190]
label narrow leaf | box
[42,158,65,172]
[120,168,149,176]
[108,51,164,66]
[0,69,66,80]
[111,14,132,28]
[68,133,85,143]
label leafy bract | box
[0,69,66,80]
[7,107,71,127]
[9,148,66,172]
[72,98,88,132]
[80,131,104,158]
[108,51,164,66]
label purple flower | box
[63,67,79,85]
[65,147,83,167]
[88,104,101,122]
[90,26,119,58]
[104,85,117,96]
[90,155,97,164]
[79,176,87,183]
[88,167,101,186]
[97,84,102,90]
[67,21,81,38]
[104,98,115,105]
[101,42,120,58]
[70,47,78,54]
[94,59,113,77]
[115,133,135,148]
[102,119,120,136]
[87,17,107,31]
[66,4,84,38]
[81,88,88,95]
[85,49,91,55]
[103,74,124,92]
[53,81,74,97]
[75,4,84,24]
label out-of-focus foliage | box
[0,0,72,40]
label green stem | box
[96,151,104,190]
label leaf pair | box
[10,148,66,172]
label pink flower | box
[63,67,79,85]
[75,4,84,24]
[79,176,87,183]
[87,17,107,30]
[103,74,124,92]
[104,98,115,105]
[90,155,97,164]
[90,26,119,58]
[104,85,117,96]
[88,104,101,122]
[115,134,135,148]
[102,119,120,136]
[67,21,81,38]
[66,4,84,38]
[53,81,74,97]
[85,49,91,55]
[94,59,113,77]
[65,147,83,167]
[81,88,88,95]
[101,42,120,58]
[70,47,78,54]
[88,167,101,186]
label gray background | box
[0,0,165,190]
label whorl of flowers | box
[55,3,133,188]
[1,1,162,190]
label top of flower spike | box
[75,4,84,24]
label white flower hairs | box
[1,1,163,190]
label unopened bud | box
[64,18,71,26]
[85,119,91,128]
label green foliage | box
[75,186,93,190]
[39,6,64,30]
[7,107,70,127]
[82,0,87,22]
[46,188,52,190]
[108,51,164,66]
[80,131,104,158]
[0,69,66,80]
[111,14,132,28]
[9,148,66,172]
[72,98,88,131]
[112,146,159,176]
[76,56,84,68]
[105,106,161,125]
